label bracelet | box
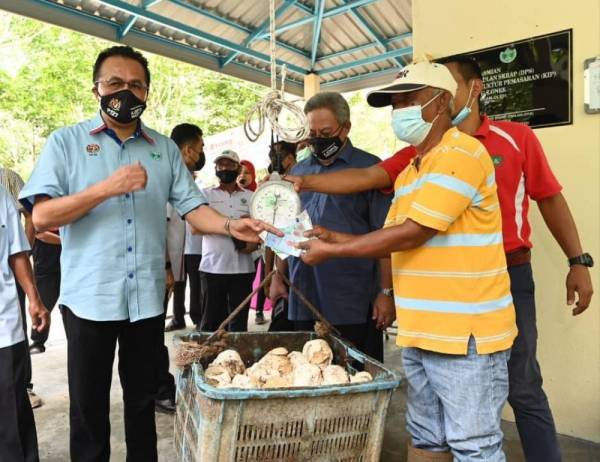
[224,218,232,236]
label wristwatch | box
[381,288,394,297]
[568,253,594,268]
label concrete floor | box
[30,309,599,462]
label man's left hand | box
[229,218,283,243]
[566,265,594,316]
[373,293,396,329]
[29,300,50,333]
[296,239,333,265]
[166,268,175,292]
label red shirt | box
[379,116,562,253]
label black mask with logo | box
[100,89,146,124]
[309,126,345,164]
[216,169,238,184]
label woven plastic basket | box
[174,331,400,462]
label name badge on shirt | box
[86,144,101,156]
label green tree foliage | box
[0,12,265,178]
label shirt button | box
[127,246,132,252]
[127,219,132,224]
[128,273,134,279]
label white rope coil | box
[243,0,310,143]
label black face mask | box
[216,169,238,184]
[309,127,345,164]
[100,89,146,124]
[193,154,205,171]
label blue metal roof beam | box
[316,31,412,64]
[319,46,412,75]
[258,0,379,39]
[143,0,163,7]
[310,0,325,68]
[342,0,405,66]
[164,0,308,60]
[117,14,138,40]
[95,0,308,75]
[220,0,299,69]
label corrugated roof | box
[0,0,412,95]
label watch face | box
[250,181,301,227]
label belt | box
[505,248,531,267]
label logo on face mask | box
[100,89,147,124]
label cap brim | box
[214,155,238,163]
[366,83,428,107]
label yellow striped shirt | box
[385,128,517,354]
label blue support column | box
[117,14,138,40]
[310,0,325,68]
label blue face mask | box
[451,82,475,126]
[391,92,441,146]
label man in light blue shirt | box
[0,184,49,461]
[19,46,277,462]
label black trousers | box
[293,305,384,363]
[16,284,32,390]
[172,254,202,325]
[507,263,561,462]
[199,272,255,332]
[30,272,60,345]
[62,306,162,462]
[254,258,266,315]
[0,341,39,462]
[157,294,176,401]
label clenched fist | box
[104,161,148,197]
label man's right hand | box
[304,225,337,243]
[269,272,289,303]
[104,161,148,197]
[284,174,304,193]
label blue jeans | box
[508,263,561,462]
[403,336,510,461]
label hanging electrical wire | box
[243,0,310,143]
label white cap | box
[214,149,240,164]
[367,58,457,108]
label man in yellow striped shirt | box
[298,60,516,462]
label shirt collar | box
[88,112,155,145]
[473,115,491,139]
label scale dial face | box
[250,179,302,228]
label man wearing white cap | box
[296,59,517,461]
[197,150,257,332]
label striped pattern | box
[385,128,516,355]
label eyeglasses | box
[95,79,148,92]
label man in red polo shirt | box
[287,56,593,462]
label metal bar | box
[292,1,312,15]
[310,0,325,68]
[320,66,399,88]
[117,14,138,40]
[220,0,299,68]
[319,46,412,75]
[315,31,412,64]
[168,0,307,61]
[95,0,308,74]
[143,0,163,7]
[258,0,379,39]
